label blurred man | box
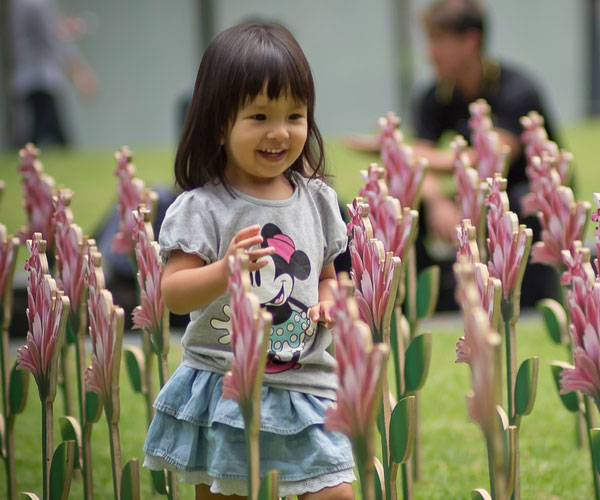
[347,0,561,308]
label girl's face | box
[224,88,308,189]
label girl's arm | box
[162,224,274,314]
[309,263,337,328]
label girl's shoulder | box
[292,172,339,207]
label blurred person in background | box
[346,0,561,309]
[9,0,97,147]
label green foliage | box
[404,332,432,395]
[550,361,580,413]
[591,429,600,476]
[124,347,144,394]
[85,390,103,423]
[49,440,75,500]
[515,357,539,417]
[121,459,141,500]
[389,395,416,464]
[257,470,280,500]
[537,299,567,345]
[416,266,440,321]
[58,417,81,469]
[150,469,167,495]
[9,362,29,415]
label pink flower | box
[131,208,164,351]
[560,283,600,409]
[112,147,155,254]
[359,164,388,217]
[85,243,123,407]
[325,276,389,439]
[530,186,590,268]
[454,260,502,434]
[485,176,532,301]
[592,193,600,273]
[53,190,86,313]
[0,226,17,302]
[456,219,480,264]
[359,169,418,264]
[453,136,487,229]
[16,234,69,399]
[468,99,509,179]
[378,114,426,209]
[17,144,56,247]
[221,252,269,412]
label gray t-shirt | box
[159,172,348,399]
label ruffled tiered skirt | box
[143,365,355,497]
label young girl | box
[143,23,355,499]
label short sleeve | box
[158,190,219,263]
[306,179,348,266]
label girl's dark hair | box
[174,23,325,191]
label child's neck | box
[228,173,295,200]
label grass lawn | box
[1,120,599,498]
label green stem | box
[1,321,17,500]
[502,302,516,424]
[157,354,178,500]
[75,332,94,500]
[244,411,260,500]
[42,400,53,500]
[377,404,391,500]
[354,435,375,500]
[107,420,122,500]
[584,396,600,500]
[142,330,154,426]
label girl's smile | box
[224,88,308,196]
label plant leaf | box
[123,346,145,394]
[257,469,280,500]
[416,265,440,320]
[404,332,432,395]
[537,299,567,344]
[9,362,29,416]
[150,470,167,495]
[85,390,103,423]
[549,361,580,413]
[471,488,492,500]
[49,440,75,500]
[58,417,81,470]
[515,357,539,417]
[389,395,416,464]
[121,458,141,500]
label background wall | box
[1,0,589,149]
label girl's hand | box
[309,300,335,329]
[224,225,274,276]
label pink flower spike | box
[454,260,502,435]
[468,99,509,179]
[378,114,426,209]
[0,225,18,304]
[592,193,600,274]
[560,283,600,411]
[84,243,125,415]
[456,219,480,264]
[16,233,70,401]
[325,275,390,440]
[485,176,532,302]
[112,146,157,254]
[530,186,590,268]
[221,251,272,417]
[53,190,87,316]
[17,145,57,247]
[131,207,166,354]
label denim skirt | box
[143,364,355,497]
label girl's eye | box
[251,114,267,121]
[289,113,304,120]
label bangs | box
[239,43,313,105]
[223,24,315,111]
